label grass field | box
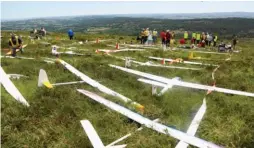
[1,31,254,148]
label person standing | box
[213,34,218,47]
[232,34,237,50]
[9,34,23,57]
[68,29,74,40]
[184,31,188,42]
[192,32,196,44]
[140,29,145,44]
[166,30,171,47]
[207,34,213,46]
[147,31,153,45]
[152,29,158,45]
[160,30,166,49]
[40,27,46,36]
[170,31,175,49]
[196,32,201,44]
[201,32,206,46]
[144,28,149,45]
[205,32,209,46]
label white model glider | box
[96,49,144,54]
[149,56,218,67]
[58,51,85,56]
[1,55,54,64]
[107,55,202,71]
[119,44,160,49]
[77,89,221,148]
[109,65,254,97]
[0,66,29,106]
[191,50,228,55]
[7,74,28,79]
[52,45,85,56]
[51,59,144,111]
[128,60,202,71]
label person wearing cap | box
[9,34,23,57]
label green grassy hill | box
[1,31,254,148]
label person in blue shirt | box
[68,29,74,40]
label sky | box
[1,1,254,20]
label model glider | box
[0,66,29,106]
[109,65,254,97]
[127,59,202,71]
[77,89,221,148]
[149,56,218,67]
[42,59,144,111]
[106,55,202,71]
[96,49,144,54]
[7,74,28,79]
[1,55,55,64]
[52,45,86,56]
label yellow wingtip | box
[43,81,53,89]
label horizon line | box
[2,11,254,21]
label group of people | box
[180,31,218,48]
[8,27,239,57]
[30,27,47,39]
[160,30,176,48]
[137,28,158,45]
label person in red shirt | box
[166,30,171,47]
[179,38,185,45]
[160,30,166,47]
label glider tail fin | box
[188,52,193,59]
[38,69,53,88]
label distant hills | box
[104,12,254,19]
[1,12,254,38]
[2,12,254,22]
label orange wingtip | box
[135,104,145,113]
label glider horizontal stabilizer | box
[38,69,87,88]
